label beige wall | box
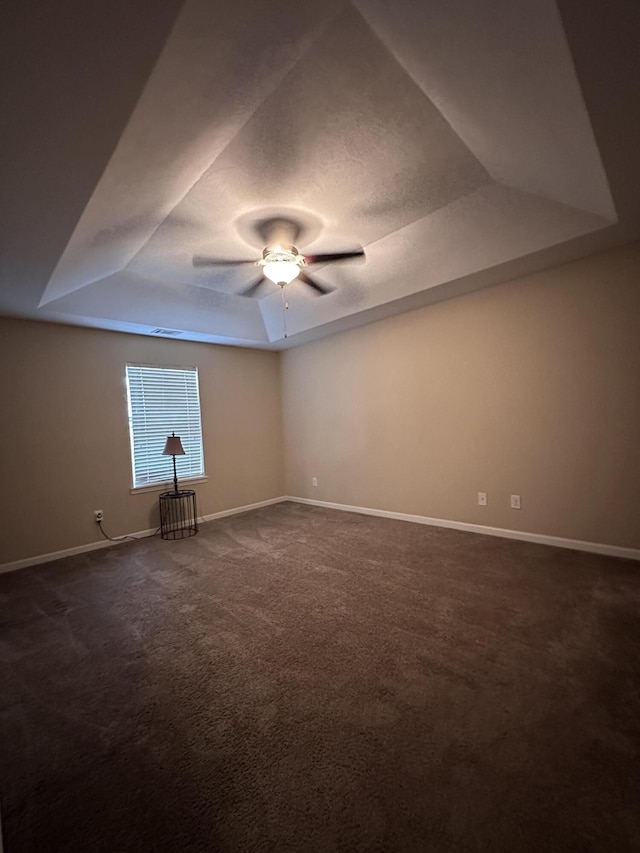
[0,321,284,564]
[281,242,640,550]
[2,241,639,566]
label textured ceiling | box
[1,0,639,348]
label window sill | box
[130,476,208,496]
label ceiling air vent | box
[150,328,183,337]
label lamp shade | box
[162,434,185,456]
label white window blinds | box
[125,364,204,489]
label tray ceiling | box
[1,0,639,348]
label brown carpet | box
[1,501,639,852]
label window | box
[125,364,204,489]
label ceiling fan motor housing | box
[261,216,301,250]
[260,246,303,263]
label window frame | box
[125,362,206,492]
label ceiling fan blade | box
[304,248,365,265]
[298,270,334,295]
[193,255,256,267]
[239,275,268,297]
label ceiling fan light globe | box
[263,260,300,285]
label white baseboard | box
[0,530,156,575]
[0,496,288,575]
[3,494,637,574]
[199,496,286,524]
[286,496,640,562]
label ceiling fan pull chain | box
[281,285,288,339]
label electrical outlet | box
[510,495,521,510]
[94,510,103,523]
[477,492,487,506]
[312,477,318,487]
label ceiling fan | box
[193,217,365,297]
